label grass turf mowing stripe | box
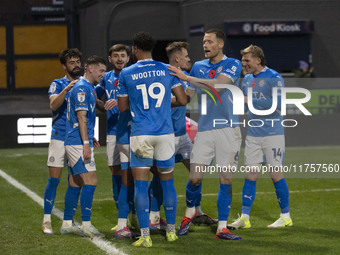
[0,168,127,255]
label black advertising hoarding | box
[225,21,314,36]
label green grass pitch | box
[0,146,339,255]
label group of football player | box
[42,28,292,247]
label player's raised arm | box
[49,79,77,111]
[168,65,233,92]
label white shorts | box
[118,144,130,170]
[244,135,285,166]
[106,135,120,166]
[191,127,242,168]
[47,139,67,167]
[175,133,192,162]
[65,145,96,175]
[130,134,175,169]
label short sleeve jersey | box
[189,56,242,131]
[241,67,284,137]
[95,71,119,135]
[65,77,97,147]
[117,59,182,136]
[48,76,71,141]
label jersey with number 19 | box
[117,59,182,137]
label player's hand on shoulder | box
[67,80,78,92]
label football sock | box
[274,178,290,214]
[63,185,81,220]
[112,174,122,209]
[149,175,163,212]
[186,181,201,208]
[134,180,149,229]
[217,221,227,232]
[217,184,232,222]
[242,179,257,216]
[118,184,130,219]
[80,184,96,222]
[117,218,128,230]
[195,183,203,215]
[149,211,161,224]
[44,177,60,214]
[160,178,177,225]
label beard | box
[68,67,82,79]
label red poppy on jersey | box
[114,80,118,87]
[252,81,256,88]
[208,70,216,78]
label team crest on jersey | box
[259,80,265,87]
[50,83,56,93]
[252,81,256,88]
[217,66,223,73]
[208,70,216,78]
[77,92,85,102]
[278,81,283,87]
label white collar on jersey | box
[260,66,268,73]
[137,58,153,62]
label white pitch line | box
[0,169,127,255]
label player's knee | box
[189,178,201,186]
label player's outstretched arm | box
[168,65,232,92]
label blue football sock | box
[149,175,163,212]
[134,180,149,229]
[274,178,290,213]
[118,184,130,219]
[63,185,81,220]
[80,184,96,222]
[194,182,202,207]
[217,184,232,221]
[186,181,201,208]
[130,186,136,215]
[44,177,60,214]
[112,174,122,209]
[242,179,257,215]
[160,178,177,225]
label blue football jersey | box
[65,77,97,147]
[95,71,119,135]
[241,67,284,137]
[117,59,182,136]
[48,76,72,141]
[190,56,241,131]
[171,72,190,137]
[116,111,131,145]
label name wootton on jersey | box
[131,69,166,80]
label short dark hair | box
[166,41,189,58]
[85,55,106,67]
[59,48,82,65]
[205,28,226,43]
[108,44,130,57]
[132,32,156,52]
